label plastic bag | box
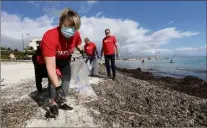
[70,59,98,103]
[86,60,92,75]
[92,57,99,76]
[87,57,99,76]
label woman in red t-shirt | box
[38,8,86,117]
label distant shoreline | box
[116,66,207,81]
[115,57,206,81]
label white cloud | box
[79,4,92,13]
[1,11,203,57]
[43,6,62,17]
[79,16,199,57]
[176,45,206,52]
[79,1,97,13]
[28,1,39,8]
[88,0,97,5]
[141,48,173,56]
[150,27,199,45]
[1,11,55,49]
[174,45,206,56]
[95,12,103,17]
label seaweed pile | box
[86,66,207,127]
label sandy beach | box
[1,62,207,127]
[1,62,103,128]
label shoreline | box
[116,67,207,99]
[115,57,206,81]
[1,62,207,127]
[116,66,207,81]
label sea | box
[116,56,207,81]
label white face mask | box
[61,26,76,38]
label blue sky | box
[1,1,206,57]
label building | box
[29,38,42,50]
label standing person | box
[101,29,118,80]
[84,37,99,64]
[36,8,86,117]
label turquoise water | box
[116,56,207,80]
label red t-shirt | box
[102,36,117,55]
[84,42,96,56]
[38,26,82,64]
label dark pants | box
[85,55,95,64]
[48,59,71,100]
[104,54,116,78]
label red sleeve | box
[75,31,82,46]
[41,32,57,57]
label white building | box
[29,38,42,50]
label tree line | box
[1,46,35,60]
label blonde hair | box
[59,8,81,30]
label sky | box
[1,1,206,57]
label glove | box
[55,86,66,104]
[116,52,120,59]
[80,50,87,59]
[96,54,99,59]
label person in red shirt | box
[34,8,86,117]
[101,29,119,80]
[84,37,98,64]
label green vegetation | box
[1,46,35,60]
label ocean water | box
[116,56,207,80]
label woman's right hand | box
[45,56,66,104]
[44,56,60,88]
[55,86,66,104]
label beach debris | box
[86,66,207,127]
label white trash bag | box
[70,59,98,103]
[87,57,99,76]
[92,57,99,76]
[86,59,92,75]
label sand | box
[1,62,35,87]
[2,62,207,127]
[1,62,103,127]
[25,77,102,127]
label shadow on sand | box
[28,88,53,118]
